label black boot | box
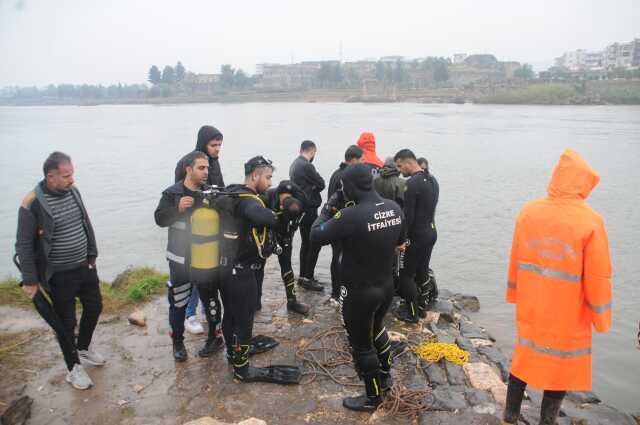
[539,392,564,425]
[503,374,526,424]
[374,328,393,392]
[283,272,310,315]
[297,277,323,292]
[343,349,383,412]
[417,275,437,318]
[172,339,188,362]
[198,328,224,357]
[393,302,418,324]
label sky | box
[0,0,638,87]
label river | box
[0,102,638,411]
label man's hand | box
[178,196,194,213]
[396,243,407,253]
[22,284,39,299]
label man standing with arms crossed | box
[16,152,104,390]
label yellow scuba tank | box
[190,206,220,283]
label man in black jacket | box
[393,149,439,323]
[16,152,103,390]
[174,125,225,336]
[325,145,364,303]
[155,151,224,361]
[289,140,325,291]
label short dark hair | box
[344,145,364,162]
[182,151,208,171]
[300,140,316,152]
[43,151,71,176]
[417,157,429,167]
[394,149,416,162]
[244,155,275,176]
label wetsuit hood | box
[357,132,383,168]
[268,180,306,210]
[195,126,223,159]
[547,149,599,200]
[341,163,374,203]
[379,158,400,178]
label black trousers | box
[220,266,257,347]
[277,243,294,279]
[340,282,393,352]
[398,231,437,307]
[330,241,342,299]
[48,265,103,361]
[167,262,193,343]
[299,208,321,280]
[195,277,222,337]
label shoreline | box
[1,269,637,425]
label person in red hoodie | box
[357,132,383,176]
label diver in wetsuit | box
[393,149,439,323]
[311,163,406,412]
[260,180,310,315]
[221,156,301,385]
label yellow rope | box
[411,341,470,365]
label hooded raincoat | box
[507,149,612,391]
[357,132,383,169]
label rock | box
[470,338,493,348]
[238,419,268,425]
[465,388,493,406]
[419,409,502,425]
[0,395,33,425]
[424,311,441,325]
[472,403,498,415]
[566,391,601,405]
[476,345,510,382]
[455,337,476,353]
[438,288,455,299]
[301,319,314,324]
[182,418,267,425]
[463,362,507,404]
[452,294,481,312]
[133,384,145,393]
[444,361,467,386]
[561,403,637,425]
[459,321,487,339]
[405,365,429,391]
[420,359,448,387]
[431,300,455,321]
[128,310,146,327]
[99,314,120,324]
[387,331,407,343]
[425,386,468,411]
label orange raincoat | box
[507,149,612,391]
[357,132,384,168]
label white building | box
[452,53,468,65]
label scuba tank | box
[190,198,221,285]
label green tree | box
[433,58,449,82]
[220,64,236,88]
[175,61,186,82]
[233,69,250,88]
[148,65,161,85]
[514,63,535,80]
[392,60,407,84]
[162,65,176,84]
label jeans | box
[186,285,205,318]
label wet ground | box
[1,260,637,425]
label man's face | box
[419,161,428,171]
[395,158,413,178]
[187,158,209,185]
[255,168,273,193]
[206,138,222,159]
[306,149,317,163]
[47,161,75,191]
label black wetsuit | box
[399,170,439,317]
[219,185,278,352]
[327,163,348,298]
[311,164,405,402]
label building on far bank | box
[555,38,639,72]
[452,53,468,64]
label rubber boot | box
[297,277,323,292]
[343,349,383,412]
[232,343,252,380]
[417,275,438,318]
[503,374,526,424]
[198,326,224,357]
[283,271,310,315]
[393,302,418,324]
[539,393,564,425]
[172,338,187,362]
[374,328,393,392]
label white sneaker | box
[185,316,204,334]
[65,364,94,390]
[78,349,106,366]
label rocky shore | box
[0,264,637,425]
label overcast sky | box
[1,0,638,86]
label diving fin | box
[249,335,279,355]
[235,365,301,385]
